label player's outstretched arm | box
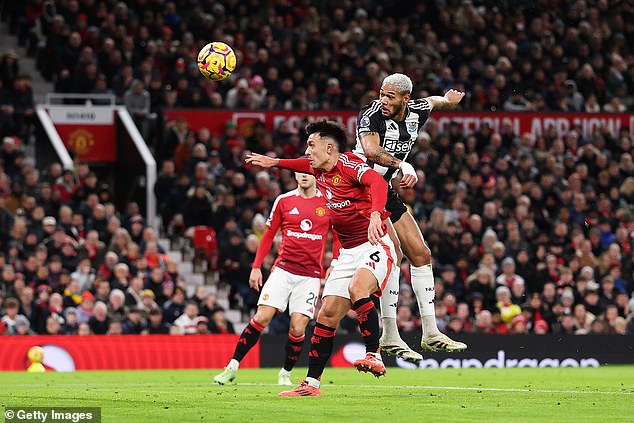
[245,153,279,168]
[245,153,314,174]
[425,89,465,110]
[359,133,418,189]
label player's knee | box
[317,305,339,328]
[409,243,432,267]
[289,323,306,337]
[348,282,370,303]
[252,311,272,327]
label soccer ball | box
[28,346,44,363]
[197,41,237,81]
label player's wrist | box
[398,161,416,175]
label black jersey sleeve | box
[408,98,432,125]
[356,100,383,138]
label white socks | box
[410,264,440,337]
[380,267,400,342]
[279,368,291,376]
[227,359,240,371]
[305,377,320,388]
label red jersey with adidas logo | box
[266,189,330,277]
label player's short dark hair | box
[305,120,348,152]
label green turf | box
[1,366,633,423]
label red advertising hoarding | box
[164,109,634,141]
[48,106,117,162]
[0,335,257,371]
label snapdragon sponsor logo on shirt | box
[327,200,351,209]
[286,230,323,241]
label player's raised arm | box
[245,152,278,168]
[245,153,314,174]
[424,89,465,110]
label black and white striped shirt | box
[353,98,431,181]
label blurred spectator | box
[88,301,110,334]
[174,301,199,334]
[208,309,235,334]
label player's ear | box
[403,92,411,102]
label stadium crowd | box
[0,0,633,336]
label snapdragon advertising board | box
[48,106,117,162]
[0,335,258,371]
[164,109,634,140]
[1,334,633,371]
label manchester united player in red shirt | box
[246,120,398,397]
[214,172,331,386]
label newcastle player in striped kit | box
[354,73,468,356]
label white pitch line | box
[238,383,634,396]
[8,382,634,396]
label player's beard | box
[385,102,404,120]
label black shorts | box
[386,187,408,223]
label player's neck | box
[394,106,408,122]
[319,153,340,172]
[298,186,316,198]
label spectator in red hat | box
[76,290,95,324]
[511,314,529,334]
[533,319,549,334]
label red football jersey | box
[266,189,330,278]
[313,152,389,249]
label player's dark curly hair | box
[305,120,348,152]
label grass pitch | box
[1,366,633,422]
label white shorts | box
[322,233,397,300]
[257,267,320,318]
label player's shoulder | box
[273,189,299,207]
[338,152,368,173]
[360,99,381,112]
[408,97,432,111]
[341,152,366,164]
[358,99,382,119]
[277,189,299,201]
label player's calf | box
[214,317,266,384]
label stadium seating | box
[0,0,632,337]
